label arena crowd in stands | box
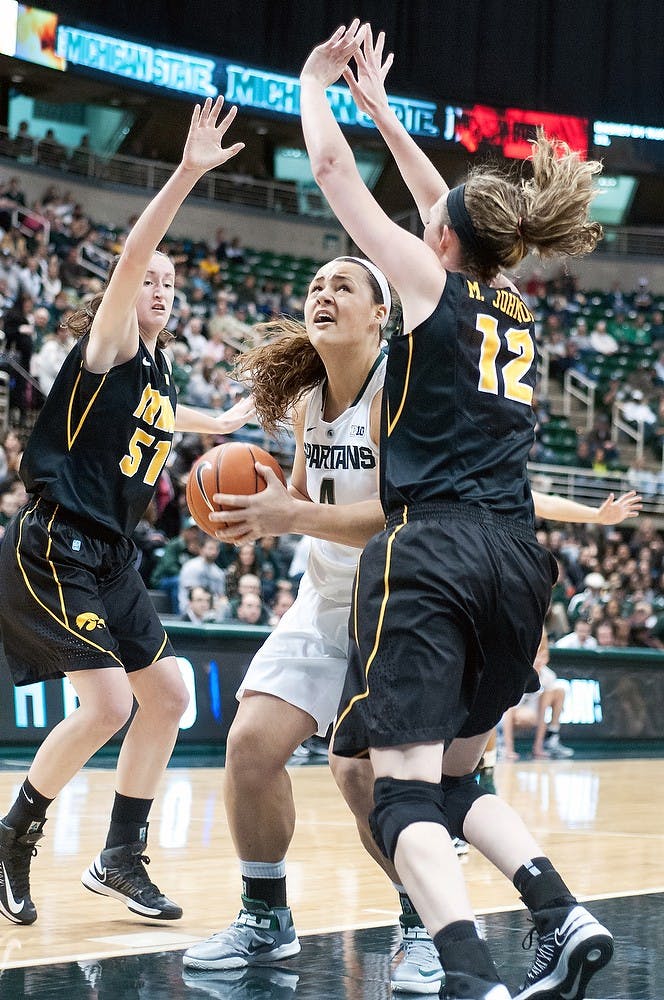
[2,169,664,647]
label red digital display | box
[455,104,588,160]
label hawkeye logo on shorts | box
[76,612,107,632]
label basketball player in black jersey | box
[0,96,253,927]
[300,23,614,1000]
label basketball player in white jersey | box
[183,255,393,976]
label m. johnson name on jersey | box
[304,443,377,471]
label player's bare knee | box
[93,692,134,736]
[330,756,374,821]
[370,776,448,862]
[225,720,285,786]
[441,772,492,841]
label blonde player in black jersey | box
[299,22,614,1000]
[193,333,637,998]
[0,97,253,927]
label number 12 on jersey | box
[476,314,535,405]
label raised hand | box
[300,20,367,89]
[214,394,256,434]
[596,490,643,525]
[343,25,394,119]
[181,96,245,175]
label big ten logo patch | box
[350,424,365,436]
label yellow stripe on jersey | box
[16,503,124,666]
[149,632,169,665]
[44,503,69,627]
[67,364,108,451]
[387,332,413,437]
[334,508,409,736]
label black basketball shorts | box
[333,502,557,757]
[0,500,175,686]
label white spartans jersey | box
[302,353,385,603]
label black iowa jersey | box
[381,271,536,522]
[21,336,177,538]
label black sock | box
[105,792,152,849]
[3,779,53,836]
[513,857,577,917]
[242,875,287,909]
[433,921,499,982]
[397,890,425,927]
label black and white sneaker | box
[0,819,44,925]
[81,842,182,920]
[441,973,511,999]
[514,904,613,999]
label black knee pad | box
[369,776,448,863]
[441,772,492,840]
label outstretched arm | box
[343,26,447,224]
[532,489,642,524]
[300,22,443,331]
[174,396,255,434]
[87,97,244,372]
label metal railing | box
[0,125,305,218]
[611,401,646,461]
[528,461,664,515]
[563,368,596,431]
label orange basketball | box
[185,441,286,537]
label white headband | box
[334,256,392,330]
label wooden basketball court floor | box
[0,751,662,999]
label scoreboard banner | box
[0,627,662,745]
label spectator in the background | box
[649,309,664,347]
[12,122,34,160]
[0,248,21,301]
[185,358,221,408]
[59,246,85,293]
[224,235,245,262]
[555,617,598,649]
[575,438,594,469]
[278,281,304,319]
[500,631,574,760]
[234,273,259,318]
[41,254,63,305]
[629,600,664,649]
[150,519,202,613]
[588,318,619,357]
[233,591,270,626]
[181,586,216,624]
[225,541,263,601]
[68,134,93,175]
[31,305,54,351]
[181,315,209,358]
[0,176,27,232]
[269,587,295,625]
[622,389,657,432]
[33,322,73,396]
[633,276,653,312]
[17,256,44,303]
[178,536,227,614]
[36,129,66,169]
[2,293,35,408]
[595,621,615,647]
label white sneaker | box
[391,917,445,994]
[543,733,574,759]
[453,837,470,856]
[183,896,300,970]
